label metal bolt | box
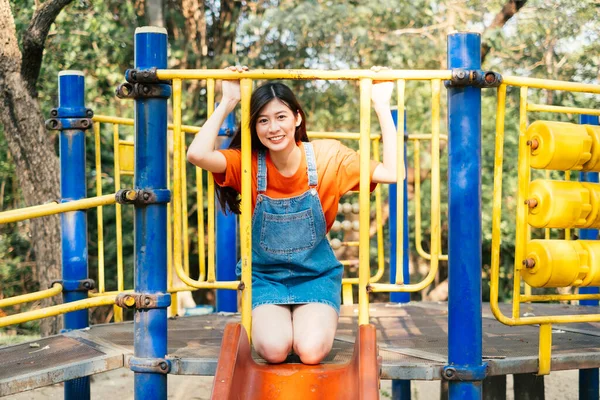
[527,138,539,150]
[525,198,538,208]
[522,258,536,269]
[484,72,497,85]
[456,70,465,80]
[144,297,151,306]
[143,192,150,201]
[83,281,91,289]
[50,109,58,117]
[124,295,136,307]
[444,368,456,379]
[160,361,168,371]
[142,85,150,94]
[81,119,90,128]
[50,120,58,129]
[86,109,94,118]
[125,190,137,201]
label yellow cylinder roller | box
[527,180,592,229]
[522,240,589,288]
[527,121,592,171]
[583,125,600,171]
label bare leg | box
[292,303,339,365]
[252,304,293,363]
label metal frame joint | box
[115,292,171,310]
[116,68,172,99]
[445,68,502,88]
[442,363,488,381]
[115,189,171,206]
[50,278,95,292]
[128,356,171,374]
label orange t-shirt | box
[213,140,379,230]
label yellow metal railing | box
[491,75,600,375]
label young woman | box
[187,66,400,365]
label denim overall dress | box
[237,142,344,313]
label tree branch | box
[481,0,528,63]
[20,0,73,98]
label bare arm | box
[186,66,247,174]
[370,80,404,183]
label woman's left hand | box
[370,67,394,109]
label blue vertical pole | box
[216,111,238,312]
[58,70,91,400]
[578,114,599,400]
[447,33,483,400]
[389,109,411,399]
[133,27,169,400]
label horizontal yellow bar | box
[0,284,63,308]
[0,194,117,224]
[120,140,134,146]
[307,131,380,140]
[521,293,600,302]
[170,281,241,291]
[0,295,116,328]
[157,69,453,81]
[93,115,201,134]
[340,260,359,266]
[88,289,133,297]
[343,277,385,284]
[503,76,600,94]
[527,103,600,116]
[407,133,449,142]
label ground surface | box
[2,368,582,399]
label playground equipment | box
[1,27,600,400]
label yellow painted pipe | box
[207,79,216,283]
[180,124,191,276]
[196,165,206,281]
[358,78,372,325]
[0,194,117,224]
[0,296,116,328]
[521,293,600,302]
[538,324,552,375]
[407,133,449,142]
[240,78,253,338]
[93,115,202,134]
[0,283,63,308]
[372,137,385,284]
[93,122,106,294]
[503,76,600,94]
[112,126,125,323]
[156,69,453,82]
[527,103,600,116]
[307,131,380,140]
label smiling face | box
[255,99,302,153]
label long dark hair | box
[216,82,309,214]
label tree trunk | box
[481,0,528,63]
[0,0,68,335]
[145,0,165,27]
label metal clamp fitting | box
[115,82,172,99]
[49,107,94,119]
[45,117,93,131]
[444,69,502,89]
[442,363,488,381]
[115,292,171,310]
[50,278,95,292]
[128,356,171,374]
[115,189,171,206]
[125,67,171,84]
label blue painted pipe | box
[58,71,91,400]
[216,112,238,312]
[447,32,483,400]
[133,27,170,400]
[578,114,599,400]
[389,109,411,398]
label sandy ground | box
[3,368,582,399]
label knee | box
[254,338,292,364]
[294,336,333,365]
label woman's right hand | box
[221,65,248,108]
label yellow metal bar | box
[413,140,448,261]
[170,282,239,291]
[181,127,191,276]
[407,133,449,142]
[369,80,442,293]
[307,131,380,140]
[372,138,385,283]
[394,79,406,285]
[196,166,206,281]
[342,283,353,306]
[358,78,372,325]
[512,86,530,320]
[0,195,117,224]
[167,120,178,316]
[538,324,552,375]
[89,289,133,297]
[565,170,571,240]
[0,295,116,328]
[240,78,253,338]
[207,79,216,283]
[112,125,124,323]
[93,122,106,294]
[527,103,600,116]
[522,293,600,302]
[503,76,600,94]
[0,283,63,308]
[93,115,202,134]
[157,69,453,82]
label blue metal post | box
[389,109,411,398]
[447,33,483,399]
[57,70,91,400]
[578,114,599,400]
[216,110,238,312]
[133,27,170,400]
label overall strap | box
[257,150,267,193]
[304,142,318,188]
